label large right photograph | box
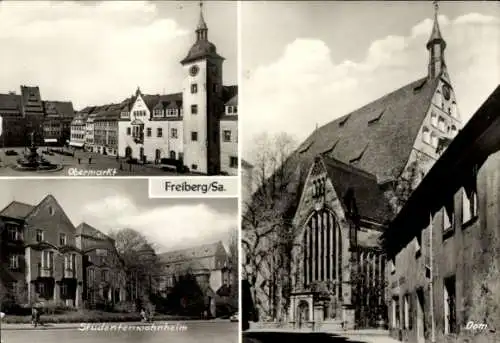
[240,1,500,343]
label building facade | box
[76,223,126,308]
[158,241,233,317]
[383,86,500,343]
[0,195,127,309]
[93,106,120,156]
[244,4,462,329]
[0,86,75,147]
[220,95,238,175]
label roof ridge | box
[322,155,378,181]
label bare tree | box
[241,132,299,322]
[228,227,239,306]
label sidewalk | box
[0,319,228,331]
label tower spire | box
[196,1,208,41]
[427,0,447,79]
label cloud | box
[243,13,500,161]
[82,195,236,252]
[0,1,189,109]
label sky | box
[0,179,237,253]
[0,0,237,110]
[242,1,500,161]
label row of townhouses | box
[0,194,234,316]
[0,86,75,147]
[69,8,238,175]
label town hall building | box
[244,3,462,330]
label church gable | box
[293,157,347,232]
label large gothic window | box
[303,210,341,287]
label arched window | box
[451,101,457,118]
[422,126,430,144]
[303,210,340,288]
[438,117,446,132]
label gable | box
[25,195,76,239]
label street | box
[1,321,237,343]
[0,147,184,176]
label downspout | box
[429,213,436,343]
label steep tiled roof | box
[225,94,237,106]
[295,77,439,183]
[159,241,225,264]
[0,94,21,111]
[323,157,392,224]
[75,222,113,242]
[43,101,75,117]
[223,85,238,103]
[0,201,35,219]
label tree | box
[108,228,163,305]
[241,132,299,322]
[168,271,205,316]
[228,227,239,309]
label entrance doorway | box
[155,149,161,163]
[125,146,132,158]
[297,300,310,328]
[169,150,176,159]
[139,147,145,162]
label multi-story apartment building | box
[0,86,75,147]
[0,195,83,307]
[383,86,500,343]
[69,108,92,149]
[42,101,75,146]
[220,95,238,175]
[243,3,462,329]
[0,195,127,309]
[158,241,232,317]
[93,106,120,156]
[75,223,126,308]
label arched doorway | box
[125,146,132,158]
[155,149,161,163]
[169,150,176,159]
[297,300,310,327]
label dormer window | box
[422,126,430,144]
[438,117,446,132]
[167,109,178,117]
[121,111,130,118]
[430,112,438,127]
[59,233,67,246]
[154,109,163,117]
[227,106,233,114]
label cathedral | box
[245,3,462,330]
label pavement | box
[0,147,186,176]
[0,320,237,343]
[243,328,401,343]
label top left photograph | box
[0,1,238,177]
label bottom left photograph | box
[0,178,238,343]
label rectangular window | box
[157,128,163,138]
[59,233,67,246]
[191,84,198,94]
[9,255,19,270]
[7,225,21,241]
[36,229,44,242]
[146,128,152,137]
[191,105,198,114]
[126,127,131,135]
[171,128,178,139]
[230,156,238,168]
[444,275,457,334]
[392,296,400,329]
[191,131,198,141]
[443,204,454,237]
[223,130,231,142]
[227,106,233,114]
[462,188,478,224]
[404,294,410,329]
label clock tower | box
[180,2,225,175]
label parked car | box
[230,312,238,322]
[5,150,18,156]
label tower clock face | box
[442,85,451,101]
[189,65,199,77]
